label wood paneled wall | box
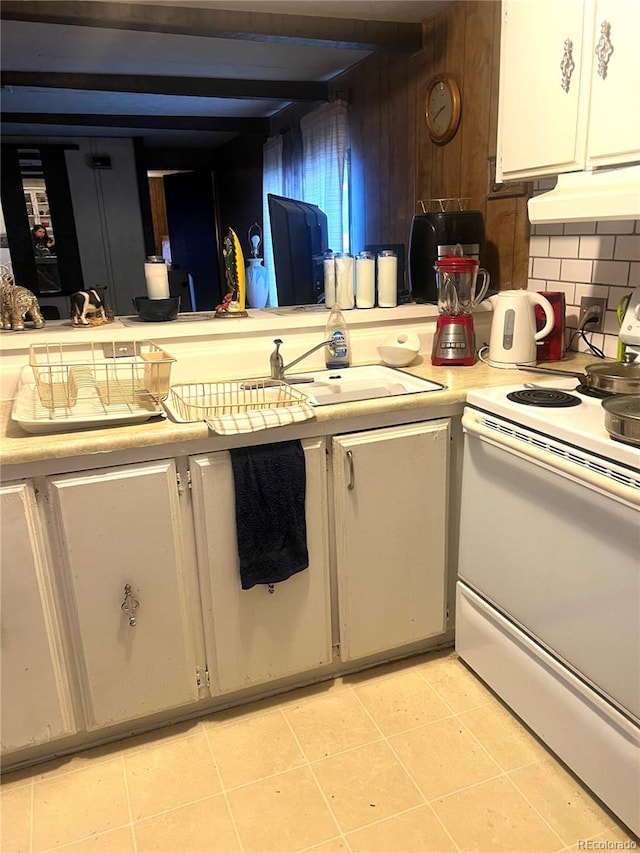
[337,0,530,290]
[148,176,169,256]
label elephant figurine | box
[0,269,45,331]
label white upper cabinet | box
[46,461,203,729]
[497,0,640,181]
[586,1,640,167]
[1,482,75,753]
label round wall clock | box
[425,74,461,144]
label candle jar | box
[334,253,354,310]
[355,251,375,308]
[377,250,398,308]
[144,255,170,300]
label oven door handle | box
[462,409,640,509]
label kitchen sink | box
[279,365,445,405]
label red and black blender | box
[431,253,490,366]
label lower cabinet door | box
[332,420,450,662]
[46,460,202,729]
[1,482,75,753]
[189,438,332,694]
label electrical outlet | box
[579,296,607,332]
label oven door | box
[458,406,640,722]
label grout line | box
[278,706,347,847]
[29,776,35,853]
[200,724,245,853]
[348,683,462,853]
[120,752,137,853]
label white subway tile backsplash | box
[560,258,593,282]
[529,235,550,257]
[575,282,609,303]
[532,256,561,279]
[596,220,636,234]
[603,310,622,335]
[526,218,639,358]
[579,235,615,259]
[614,235,640,260]
[602,336,619,359]
[532,223,565,236]
[549,235,579,257]
[564,221,597,235]
[592,259,630,286]
[606,287,632,309]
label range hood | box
[528,164,640,224]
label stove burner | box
[506,389,582,408]
[575,384,612,399]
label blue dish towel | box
[230,440,309,590]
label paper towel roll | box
[144,257,170,300]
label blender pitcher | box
[434,255,490,315]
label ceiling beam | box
[1,113,271,132]
[0,1,423,53]
[1,71,329,102]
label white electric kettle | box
[487,290,555,367]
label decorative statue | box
[245,222,268,309]
[215,228,248,317]
[0,267,45,331]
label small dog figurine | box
[70,287,108,326]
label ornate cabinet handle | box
[560,38,575,93]
[346,450,355,490]
[121,584,140,626]
[595,20,613,79]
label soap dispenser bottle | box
[325,303,351,368]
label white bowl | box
[377,331,420,367]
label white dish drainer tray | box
[164,379,309,423]
[12,340,174,433]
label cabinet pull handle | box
[560,38,575,92]
[121,584,140,626]
[595,20,613,79]
[346,449,355,490]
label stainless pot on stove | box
[602,395,640,446]
[519,353,640,395]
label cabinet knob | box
[595,20,613,79]
[560,38,575,93]
[121,584,140,627]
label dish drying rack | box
[14,341,175,431]
[166,379,309,423]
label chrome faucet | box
[270,338,334,382]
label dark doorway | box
[163,170,223,311]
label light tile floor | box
[2,650,637,853]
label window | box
[263,101,349,305]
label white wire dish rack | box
[165,379,309,423]
[12,341,175,433]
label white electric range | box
[456,379,639,836]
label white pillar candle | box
[334,253,354,310]
[323,255,336,308]
[355,253,375,308]
[377,251,398,308]
[144,256,170,300]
